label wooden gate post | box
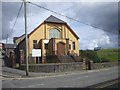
[89,60,93,70]
[82,58,86,70]
[19,50,25,65]
[10,51,15,68]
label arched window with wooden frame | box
[49,28,60,39]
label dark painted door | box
[57,42,65,55]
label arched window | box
[49,28,60,39]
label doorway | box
[57,42,65,55]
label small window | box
[69,44,71,49]
[72,42,75,50]
[33,40,37,49]
[44,43,48,49]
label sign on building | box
[32,49,41,57]
[43,40,49,43]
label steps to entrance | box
[57,55,74,63]
[46,55,80,63]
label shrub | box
[100,58,110,62]
[80,50,100,63]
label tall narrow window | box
[44,43,48,49]
[33,40,37,49]
[72,42,75,50]
[49,29,60,39]
[69,44,71,49]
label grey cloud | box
[118,2,120,30]
[27,2,47,15]
[71,2,118,49]
[74,2,118,34]
[2,2,24,39]
[2,2,50,40]
[2,2,118,49]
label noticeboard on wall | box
[32,49,41,57]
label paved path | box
[2,66,119,88]
[2,66,61,78]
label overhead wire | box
[27,1,112,33]
[8,0,116,40]
[8,2,23,38]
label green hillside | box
[96,48,118,62]
[80,48,119,63]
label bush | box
[80,50,100,63]
[100,58,110,62]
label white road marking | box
[88,71,94,72]
[104,69,109,70]
[27,83,44,88]
[85,76,88,77]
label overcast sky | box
[1,1,119,50]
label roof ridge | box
[44,15,66,24]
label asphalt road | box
[2,66,119,88]
[87,78,120,88]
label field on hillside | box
[96,48,118,62]
[80,48,119,63]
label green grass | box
[80,48,119,63]
[96,48,118,62]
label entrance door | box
[57,42,65,55]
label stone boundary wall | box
[93,61,119,69]
[20,62,84,73]
[20,61,119,73]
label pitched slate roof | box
[44,15,66,24]
[13,34,25,44]
[4,44,16,49]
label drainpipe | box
[66,39,69,55]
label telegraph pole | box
[24,0,29,76]
[6,34,8,44]
[6,34,8,56]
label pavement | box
[2,66,119,88]
[1,65,119,80]
[2,66,63,78]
